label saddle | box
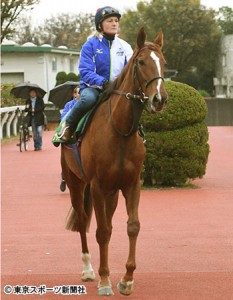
[52,102,99,145]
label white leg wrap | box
[81,253,95,281]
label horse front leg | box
[91,183,118,296]
[118,179,141,295]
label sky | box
[29,0,233,25]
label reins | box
[108,93,144,137]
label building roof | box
[1,43,80,55]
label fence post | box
[0,106,25,139]
[6,111,17,138]
[0,112,9,139]
[13,111,20,136]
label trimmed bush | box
[55,72,79,86]
[141,81,209,186]
[56,71,67,86]
[142,81,208,131]
[67,72,79,82]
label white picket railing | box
[0,105,25,139]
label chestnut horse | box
[61,27,168,296]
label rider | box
[57,6,133,142]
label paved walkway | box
[1,127,233,299]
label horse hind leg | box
[66,180,95,282]
[66,185,92,232]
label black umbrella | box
[48,81,80,109]
[10,82,47,99]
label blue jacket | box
[79,34,133,90]
[61,98,77,120]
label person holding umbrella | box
[25,88,45,151]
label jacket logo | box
[96,48,103,54]
[116,48,124,56]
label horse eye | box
[138,60,145,66]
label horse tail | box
[66,184,93,232]
[66,208,79,232]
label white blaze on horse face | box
[150,51,162,101]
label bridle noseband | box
[133,53,164,99]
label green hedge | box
[0,83,25,107]
[141,81,209,186]
[55,72,80,86]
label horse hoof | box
[98,286,114,296]
[81,271,95,282]
[117,279,134,296]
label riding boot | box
[59,126,73,142]
[58,87,100,142]
[59,105,90,142]
[56,122,71,142]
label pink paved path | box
[1,127,233,299]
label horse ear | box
[137,27,146,49]
[154,30,163,49]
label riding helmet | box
[95,6,121,31]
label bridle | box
[112,46,164,104]
[109,46,165,136]
[134,58,164,95]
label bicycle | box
[16,108,30,152]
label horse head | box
[134,27,168,113]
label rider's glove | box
[103,80,110,90]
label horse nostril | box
[153,95,159,106]
[162,95,168,104]
[154,93,163,103]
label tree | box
[1,0,39,42]
[12,13,94,49]
[217,6,233,34]
[10,15,35,44]
[120,0,221,93]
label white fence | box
[0,106,25,139]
